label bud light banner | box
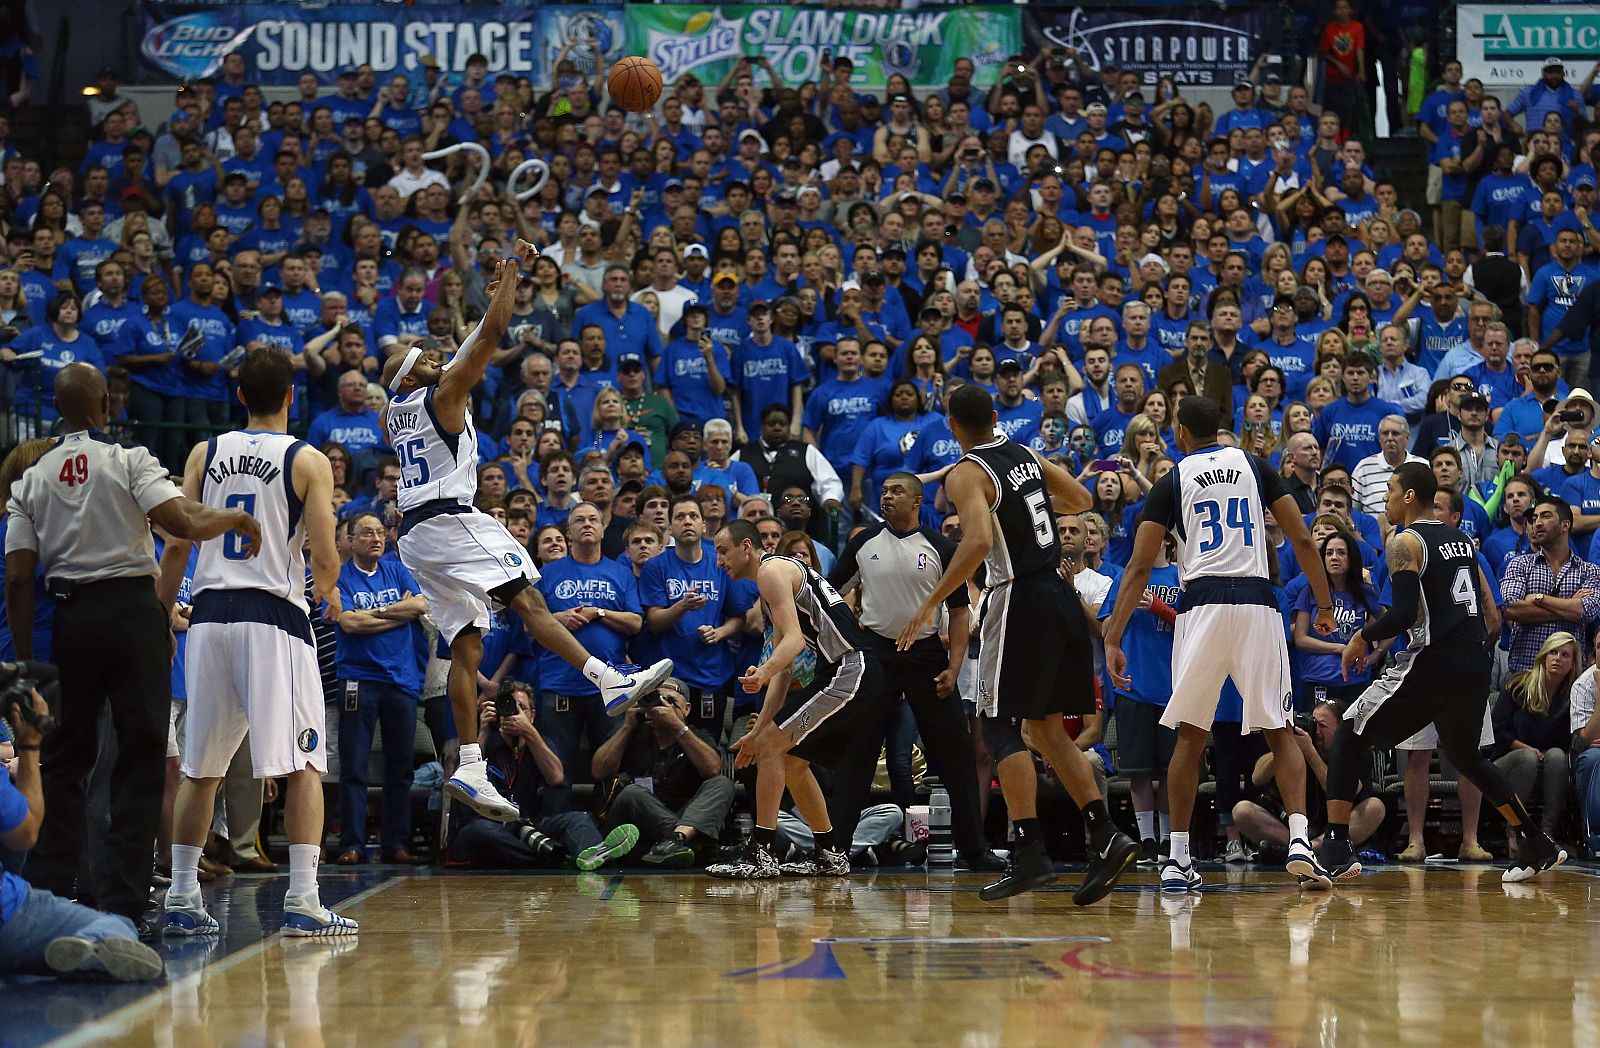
[624,6,1022,90]
[137,3,626,85]
[1025,6,1272,87]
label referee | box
[830,471,1002,869]
[5,364,258,930]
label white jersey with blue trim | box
[1141,444,1288,586]
[385,385,479,513]
[193,430,308,610]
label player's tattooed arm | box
[1385,531,1419,575]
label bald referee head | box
[55,363,109,430]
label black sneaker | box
[979,839,1056,901]
[1503,827,1567,883]
[1319,836,1362,881]
[1136,838,1159,866]
[641,837,696,869]
[780,847,850,877]
[1074,831,1138,906]
[957,849,1007,872]
[706,841,780,880]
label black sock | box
[753,826,776,848]
[1015,817,1042,844]
[1082,800,1111,841]
[814,828,836,852]
[1326,824,1349,843]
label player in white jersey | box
[1103,395,1339,894]
[380,248,671,821]
[159,348,354,937]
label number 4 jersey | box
[1397,519,1487,651]
[961,436,1060,585]
[1140,445,1285,589]
[193,430,309,611]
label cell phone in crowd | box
[1091,459,1123,473]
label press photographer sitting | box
[591,677,734,868]
[448,683,638,872]
[0,684,163,980]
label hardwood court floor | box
[42,864,1600,1048]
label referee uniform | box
[831,518,990,859]
[6,430,184,922]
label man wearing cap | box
[655,303,729,429]
[992,357,1044,446]
[1214,80,1269,138]
[729,300,806,446]
[1508,59,1587,137]
[318,69,370,128]
[617,350,677,467]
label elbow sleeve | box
[1361,570,1420,645]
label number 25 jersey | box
[1140,444,1288,586]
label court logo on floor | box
[724,936,1110,981]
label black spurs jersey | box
[1399,519,1487,652]
[961,436,1059,584]
[762,553,872,664]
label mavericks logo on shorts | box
[1282,692,1293,713]
[298,729,319,753]
[504,552,524,568]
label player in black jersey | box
[707,519,886,880]
[1327,463,1567,882]
[900,386,1138,903]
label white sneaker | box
[163,887,219,937]
[45,935,165,981]
[600,659,674,716]
[1159,858,1203,894]
[283,892,359,937]
[1222,839,1251,864]
[445,758,520,822]
[1286,837,1333,891]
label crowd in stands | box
[7,2,1600,876]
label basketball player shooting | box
[1103,395,1338,894]
[382,246,671,822]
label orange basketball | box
[608,56,664,113]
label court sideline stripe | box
[44,876,405,1048]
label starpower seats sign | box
[1457,4,1600,86]
[626,5,1021,90]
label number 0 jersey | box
[961,436,1059,585]
[193,430,308,610]
[1139,444,1289,604]
[385,385,479,514]
[1397,519,1486,652]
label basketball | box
[608,56,664,113]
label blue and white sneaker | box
[444,757,520,822]
[1159,858,1203,894]
[282,892,359,937]
[601,659,674,717]
[163,887,219,937]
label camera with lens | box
[636,692,667,710]
[0,660,59,736]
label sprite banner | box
[1456,5,1600,87]
[625,6,1023,89]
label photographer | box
[591,677,734,868]
[448,684,638,872]
[0,688,163,980]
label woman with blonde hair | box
[1118,414,1166,487]
[1493,632,1581,845]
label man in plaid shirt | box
[1500,494,1600,672]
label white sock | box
[1168,831,1191,867]
[1135,810,1155,841]
[1287,813,1310,844]
[288,844,320,898]
[582,657,608,685]
[458,743,481,766]
[1158,813,1172,841]
[171,844,202,897]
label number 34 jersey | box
[193,430,308,611]
[961,436,1061,585]
[1139,444,1288,586]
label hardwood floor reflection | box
[62,865,1600,1048]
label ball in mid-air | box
[609,56,664,113]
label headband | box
[388,346,424,392]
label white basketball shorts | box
[1394,704,1495,751]
[183,620,326,778]
[398,509,539,643]
[1163,603,1294,734]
